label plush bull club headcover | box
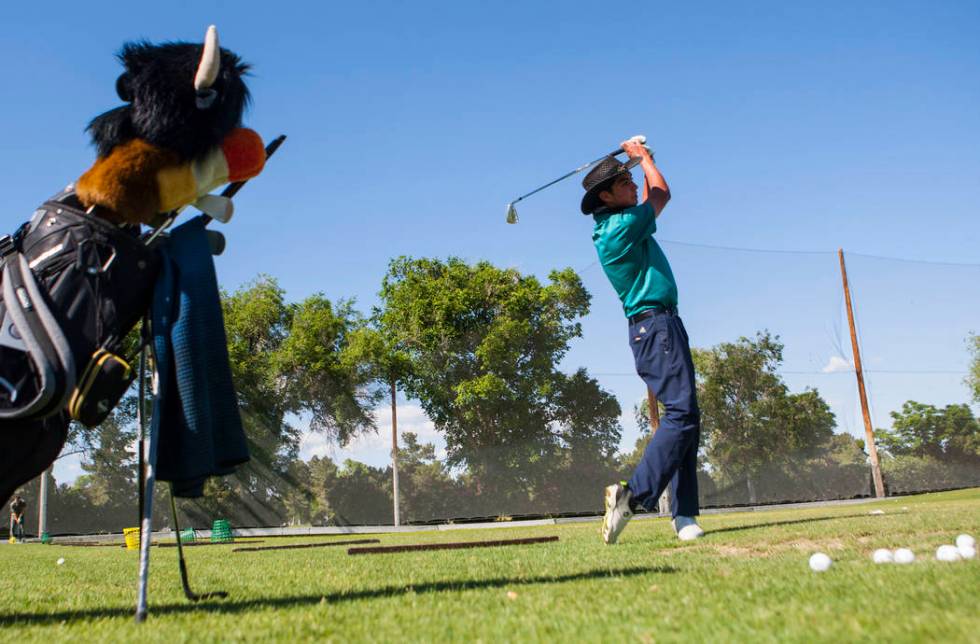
[0,26,264,508]
[76,25,266,225]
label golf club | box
[170,489,228,602]
[505,135,648,224]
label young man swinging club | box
[583,137,704,543]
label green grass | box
[2,489,978,642]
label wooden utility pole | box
[838,249,886,498]
[646,389,672,515]
[390,378,400,526]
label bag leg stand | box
[135,345,156,622]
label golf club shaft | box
[136,343,146,535]
[209,134,287,212]
[510,146,623,206]
[169,490,195,599]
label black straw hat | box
[580,155,641,214]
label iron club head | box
[506,202,518,224]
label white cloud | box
[298,403,441,465]
[822,356,853,373]
[372,404,438,440]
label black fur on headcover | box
[86,41,251,161]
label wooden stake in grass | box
[348,536,559,556]
[233,539,381,553]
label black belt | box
[628,307,676,325]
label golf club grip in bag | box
[0,190,159,426]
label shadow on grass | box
[706,513,875,535]
[0,565,675,627]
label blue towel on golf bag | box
[151,215,249,497]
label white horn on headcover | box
[194,25,220,91]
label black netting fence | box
[6,243,978,537]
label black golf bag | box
[0,189,159,506]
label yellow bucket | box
[123,527,141,550]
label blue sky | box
[1,1,977,481]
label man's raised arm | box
[621,138,670,217]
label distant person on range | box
[581,137,704,544]
[9,495,27,543]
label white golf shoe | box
[601,482,634,544]
[672,515,705,541]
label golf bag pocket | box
[68,349,134,427]
[0,191,158,423]
[0,254,76,420]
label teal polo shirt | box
[592,202,678,318]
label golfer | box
[9,495,26,543]
[582,137,704,543]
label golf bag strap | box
[0,253,76,420]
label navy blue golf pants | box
[627,310,701,517]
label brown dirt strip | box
[347,535,559,556]
[233,538,380,553]
[158,539,265,548]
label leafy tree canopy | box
[878,401,979,463]
[376,257,619,492]
[967,333,980,405]
[693,331,836,484]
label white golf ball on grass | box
[809,552,832,572]
[56,558,65,565]
[893,548,915,564]
[956,534,975,551]
[935,545,962,562]
[871,549,893,564]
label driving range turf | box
[1,488,977,642]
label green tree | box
[224,276,380,457]
[693,331,836,503]
[825,433,867,466]
[397,432,462,522]
[279,458,314,526]
[344,324,415,523]
[376,257,616,510]
[184,275,384,527]
[307,455,339,524]
[967,333,980,405]
[306,456,391,525]
[538,370,623,513]
[552,369,622,459]
[75,397,138,511]
[878,401,979,463]
[277,295,385,445]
